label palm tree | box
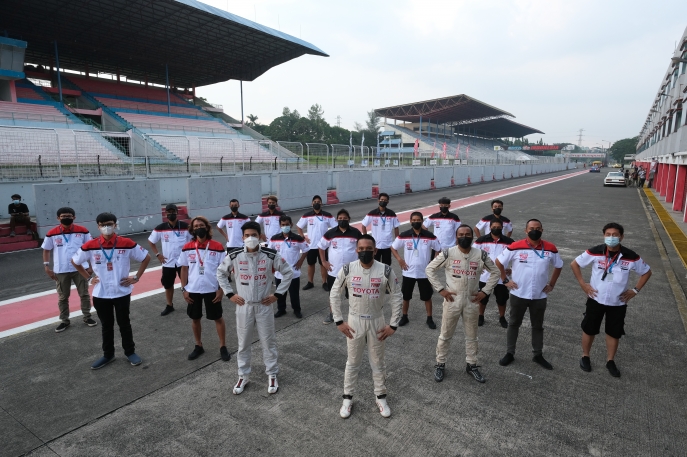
[247,114,258,126]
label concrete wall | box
[33,180,161,238]
[409,168,433,192]
[453,166,469,185]
[335,171,373,202]
[378,169,406,196]
[158,177,188,204]
[187,175,262,221]
[433,167,453,189]
[277,172,327,211]
[483,166,495,182]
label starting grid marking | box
[0,169,585,339]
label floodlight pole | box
[165,64,171,115]
[240,81,244,126]
[54,41,63,103]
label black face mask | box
[440,206,449,213]
[528,229,542,241]
[411,222,422,230]
[268,204,276,210]
[358,251,374,264]
[167,213,177,221]
[457,237,473,249]
[60,218,74,226]
[313,203,321,210]
[338,220,349,229]
[194,228,208,239]
[491,228,502,237]
[493,208,503,216]
[379,201,388,208]
[230,206,239,212]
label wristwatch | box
[181,286,186,292]
[133,275,139,281]
[43,262,50,266]
[502,278,510,284]
[335,320,344,326]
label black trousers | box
[375,248,392,265]
[276,277,301,312]
[93,294,135,358]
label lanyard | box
[315,214,323,222]
[60,227,71,244]
[528,240,545,259]
[169,221,180,237]
[284,237,292,249]
[380,214,387,227]
[412,233,420,250]
[603,248,621,277]
[98,236,117,263]
[195,241,210,266]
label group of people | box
[39,192,652,419]
[623,166,646,188]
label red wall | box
[673,165,687,212]
[666,164,678,203]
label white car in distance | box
[604,171,626,187]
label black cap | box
[165,203,178,211]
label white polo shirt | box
[423,211,461,248]
[147,221,193,268]
[476,214,513,236]
[361,208,400,249]
[496,238,563,300]
[217,212,250,248]
[317,226,362,277]
[296,210,337,250]
[42,224,91,273]
[177,239,227,294]
[473,234,514,284]
[72,235,149,299]
[256,210,285,240]
[574,244,650,306]
[391,229,442,279]
[268,232,308,279]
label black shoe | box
[274,310,287,318]
[426,317,436,329]
[478,315,485,327]
[302,282,314,290]
[466,364,486,383]
[294,310,303,318]
[161,305,175,316]
[606,360,621,378]
[83,318,98,327]
[220,346,231,362]
[188,345,205,360]
[434,363,445,382]
[499,316,508,328]
[499,353,514,366]
[580,356,592,372]
[398,315,409,327]
[322,282,331,292]
[533,354,553,370]
[55,322,70,333]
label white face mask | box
[99,225,115,236]
[244,236,259,249]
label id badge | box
[605,273,613,282]
[199,266,205,275]
[106,262,113,271]
[413,249,419,257]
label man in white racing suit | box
[331,234,403,419]
[217,221,293,395]
[426,225,499,384]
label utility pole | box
[577,128,584,147]
[336,115,341,128]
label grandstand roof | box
[461,118,544,138]
[1,0,328,87]
[374,95,514,124]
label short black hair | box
[456,224,473,235]
[491,199,504,207]
[602,222,624,235]
[279,215,293,224]
[526,218,542,228]
[165,203,178,212]
[410,211,423,220]
[337,209,350,219]
[56,207,75,217]
[96,212,117,224]
[438,197,451,205]
[312,195,322,202]
[241,221,261,235]
[489,218,504,227]
[357,234,376,246]
[230,199,239,204]
[11,194,20,199]
[379,193,389,200]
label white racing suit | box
[426,246,499,365]
[330,260,402,396]
[217,246,293,376]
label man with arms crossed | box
[427,225,499,383]
[217,222,293,395]
[570,222,651,377]
[331,234,402,419]
[361,193,400,265]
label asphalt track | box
[2,168,686,457]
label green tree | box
[246,114,259,127]
[608,137,638,163]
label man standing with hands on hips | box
[496,219,563,370]
[426,225,500,384]
[331,234,402,419]
[570,222,651,377]
[423,197,461,248]
[71,212,150,370]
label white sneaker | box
[267,374,279,394]
[340,398,353,419]
[233,376,249,395]
[375,397,391,418]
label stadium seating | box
[95,97,212,118]
[67,75,189,104]
[120,113,237,134]
[149,135,279,163]
[15,85,45,101]
[0,101,76,126]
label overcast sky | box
[196,0,687,147]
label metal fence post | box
[73,131,80,179]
